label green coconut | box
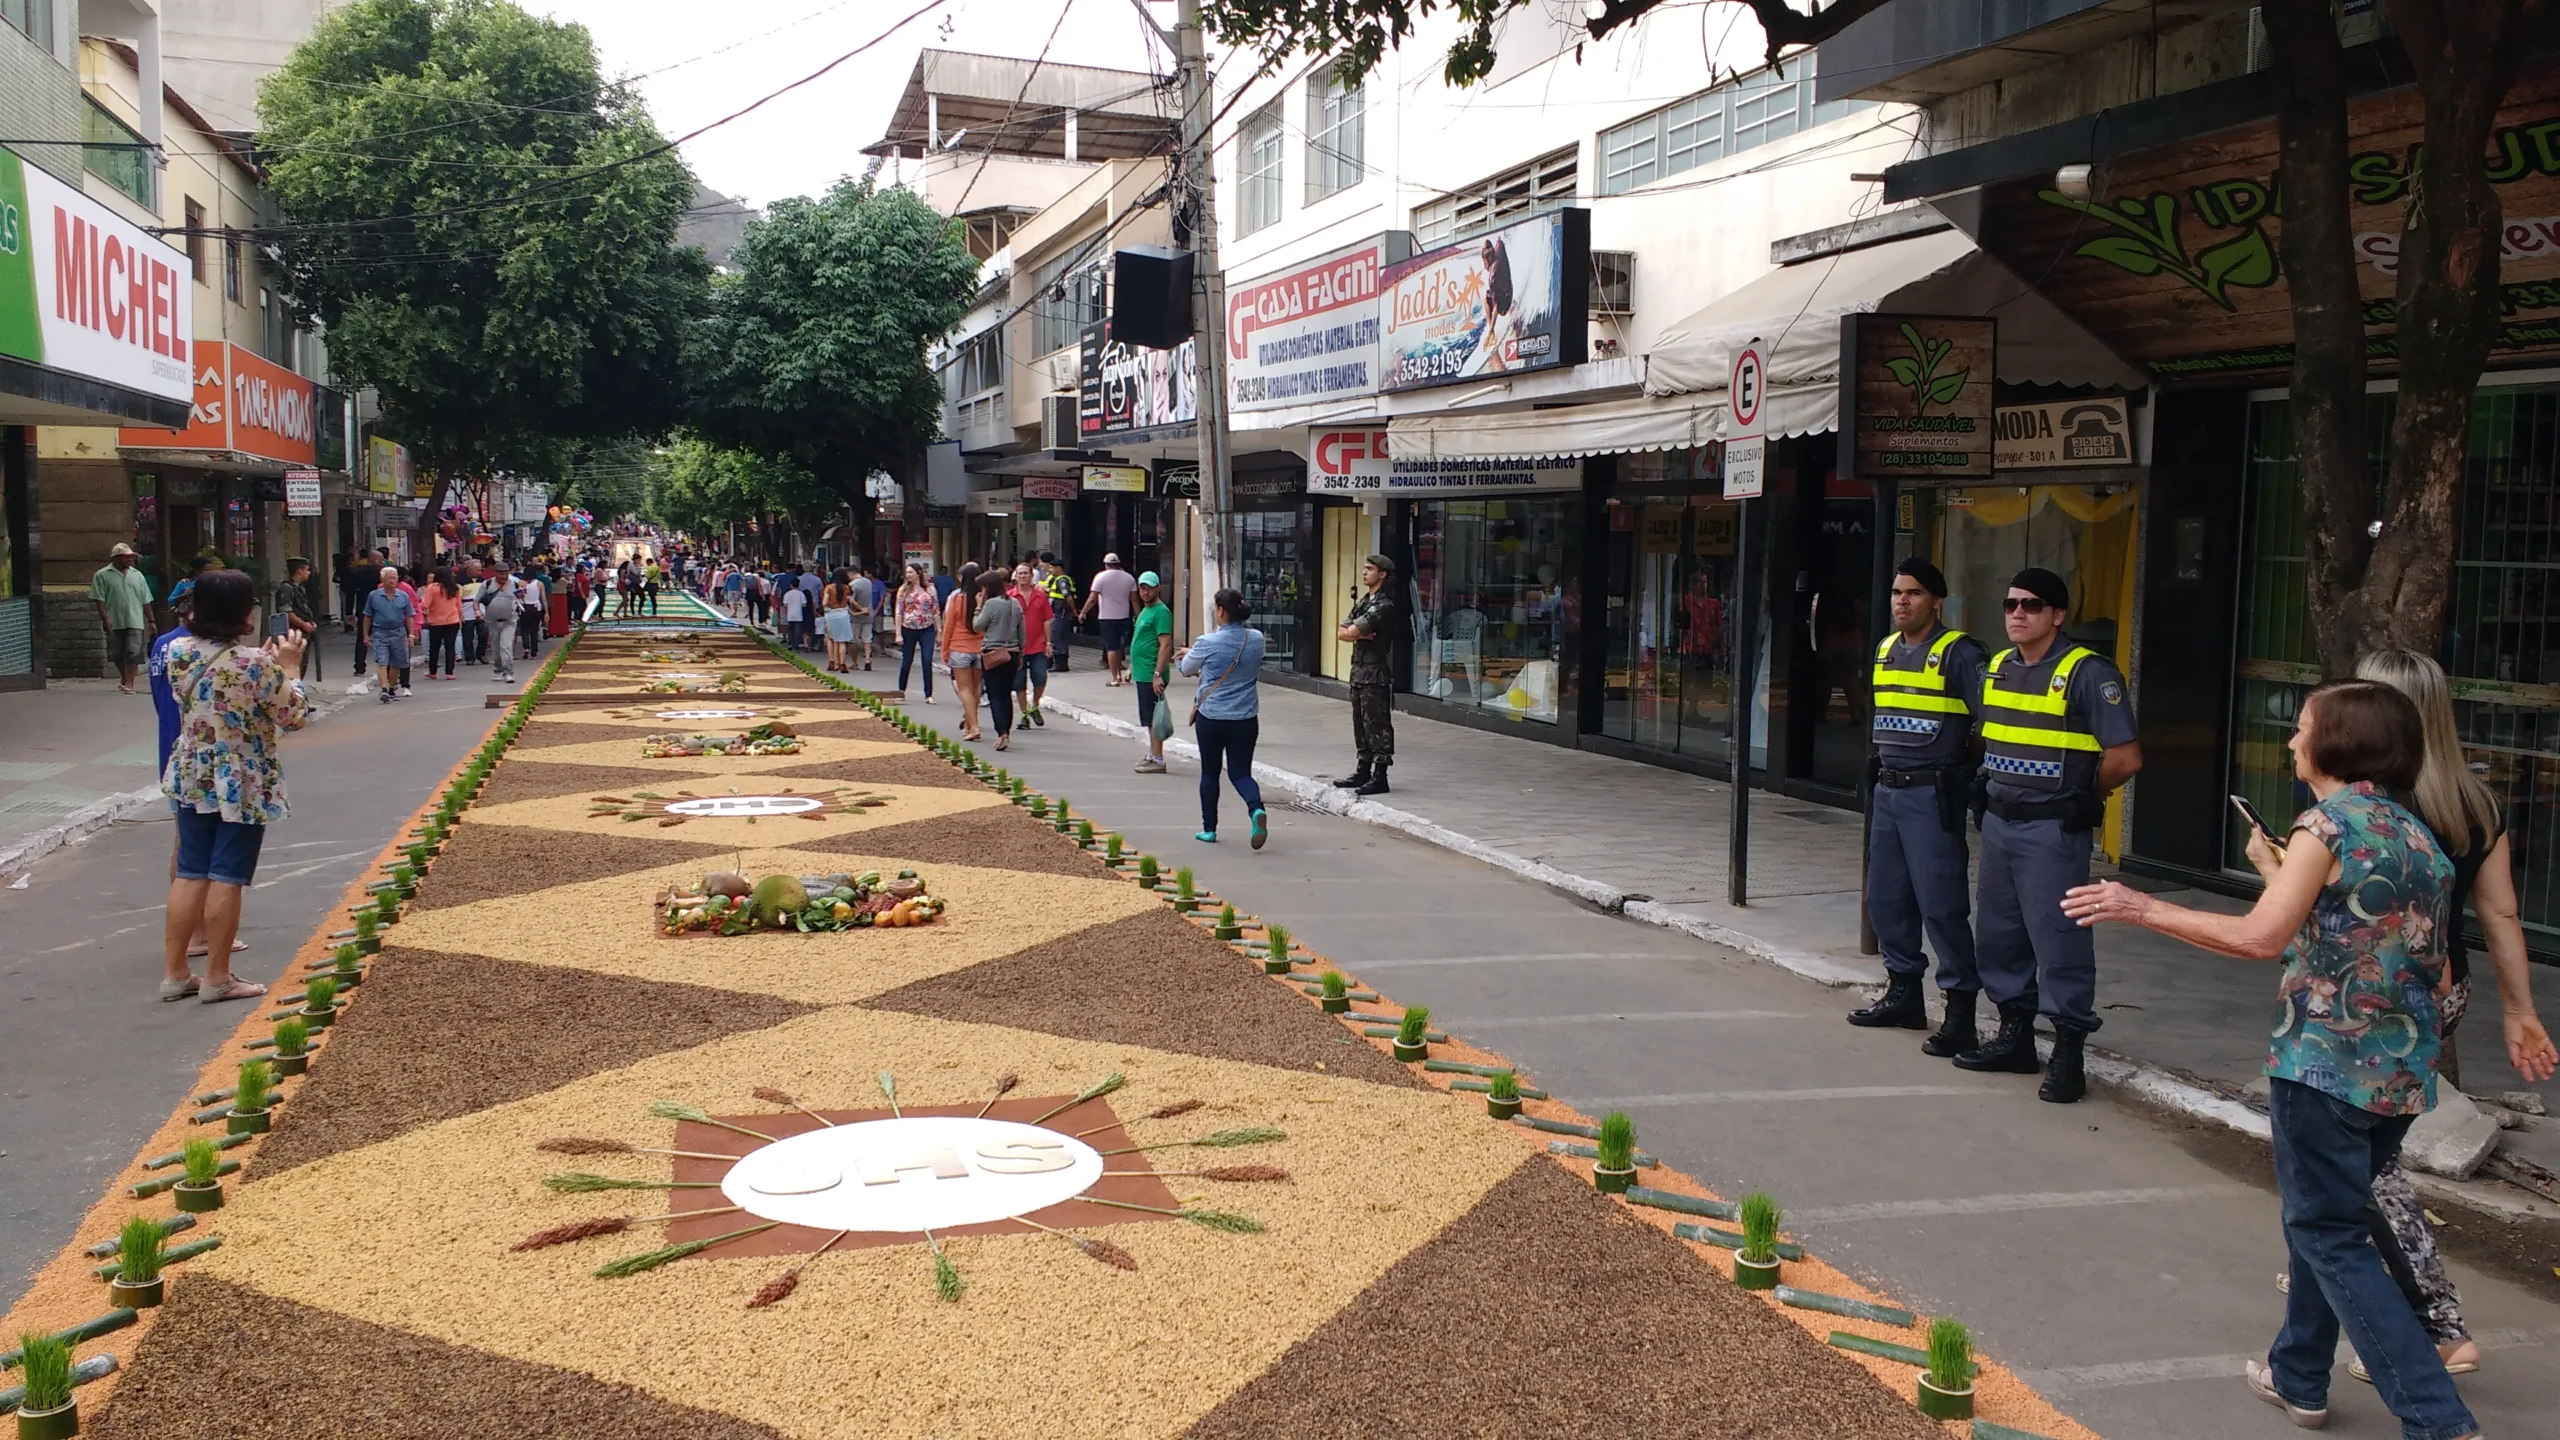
[748,874,808,926]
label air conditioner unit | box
[1041,394,1082,450]
[1591,250,1635,317]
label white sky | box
[528,0,1178,209]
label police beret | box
[2009,566,2070,610]
[1894,557,1948,597]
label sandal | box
[185,938,248,958]
[158,975,201,1001]
[199,978,268,1004]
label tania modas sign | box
[1379,209,1589,393]
[121,341,318,466]
[0,149,195,410]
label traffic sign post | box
[1724,339,1765,903]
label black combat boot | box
[2038,1027,2088,1103]
[1845,972,1928,1029]
[1952,1005,2044,1074]
[1921,989,1979,1058]
[1333,761,1373,790]
[1354,760,1391,796]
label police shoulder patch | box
[2100,680,2124,705]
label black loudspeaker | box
[1110,246,1194,350]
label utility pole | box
[1173,0,1233,617]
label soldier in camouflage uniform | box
[1335,554,1399,796]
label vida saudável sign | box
[1843,314,1995,480]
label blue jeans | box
[2267,1078,2477,1440]
[899,627,934,697]
[1193,715,1264,833]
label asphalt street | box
[892,677,2560,1440]
[0,659,513,1305]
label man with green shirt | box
[1128,571,1174,774]
[91,543,156,693]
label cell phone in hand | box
[2229,794,2282,844]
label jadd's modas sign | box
[1310,428,1578,495]
[1227,236,1394,410]
[1845,314,1995,479]
[121,342,318,465]
[1379,209,1589,393]
[0,148,194,408]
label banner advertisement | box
[1309,429,1578,495]
[1993,396,2132,469]
[121,342,317,465]
[0,149,195,410]
[1226,236,1397,411]
[1844,314,1995,480]
[283,467,322,517]
[1379,208,1588,394]
[1081,464,1148,493]
[367,434,411,496]
[1021,475,1077,502]
[1079,320,1196,438]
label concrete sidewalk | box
[1000,649,2560,1193]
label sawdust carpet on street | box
[476,758,695,805]
[250,946,818,1175]
[86,1277,787,1440]
[407,821,725,911]
[866,905,1426,1086]
[799,802,1116,878]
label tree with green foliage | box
[258,0,709,559]
[687,179,979,562]
[642,435,830,548]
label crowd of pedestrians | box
[333,551,555,701]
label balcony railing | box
[83,96,153,208]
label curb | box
[1027,693,2328,1168]
[0,683,362,882]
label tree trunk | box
[2263,0,2371,676]
[2363,0,2542,657]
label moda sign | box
[0,148,195,413]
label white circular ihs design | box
[721,1118,1102,1233]
[663,794,824,817]
[654,708,757,721]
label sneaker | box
[380,690,394,704]
[1134,757,1167,774]
[398,686,413,697]
[1194,830,1217,843]
[1029,707,1044,726]
[1250,809,1268,850]
[2244,1359,2328,1429]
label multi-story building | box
[1822,0,2560,956]
[31,30,338,679]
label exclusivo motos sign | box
[1379,209,1588,393]
[0,148,195,409]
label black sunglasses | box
[2000,597,2051,614]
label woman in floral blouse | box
[161,569,310,1005]
[2063,681,2476,1440]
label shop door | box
[1910,480,2140,854]
[1320,505,1361,680]
[1781,452,1875,794]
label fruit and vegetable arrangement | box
[658,868,946,936]
[641,721,803,758]
[642,672,750,694]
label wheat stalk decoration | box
[648,1099,776,1143]
[974,1072,1019,1118]
[753,1086,833,1126]
[1028,1072,1125,1126]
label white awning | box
[1642,227,2146,436]
[1387,391,1724,463]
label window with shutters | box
[1597,53,1868,195]
[1239,103,1284,234]
[1410,146,1577,247]
[1029,250,1106,357]
[1305,66,1364,201]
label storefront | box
[1,144,197,687]
[1600,445,1744,764]
[1228,456,1308,673]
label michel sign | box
[0,149,195,409]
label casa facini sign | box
[1309,428,1579,495]
[1226,235,1403,411]
[1843,314,1995,480]
[0,148,195,411]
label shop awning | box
[1387,391,1724,463]
[1641,226,2146,434]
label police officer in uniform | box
[1956,567,2141,1103]
[1334,554,1399,796]
[1847,558,1990,1055]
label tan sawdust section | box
[521,706,838,732]
[190,1005,1529,1440]
[501,733,914,773]
[458,776,1006,846]
[387,844,1161,1004]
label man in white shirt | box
[516,570,546,659]
[780,580,809,648]
[1079,553,1140,686]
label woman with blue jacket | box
[1176,588,1269,848]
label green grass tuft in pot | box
[1485,1069,1522,1119]
[233,1059,273,1116]
[1393,1005,1432,1061]
[173,1136,226,1212]
[1594,1111,1638,1193]
[117,1213,165,1285]
[1076,818,1096,846]
[1214,903,1240,941]
[13,1328,72,1415]
[1261,923,1292,973]
[1173,866,1196,911]
[1029,795,1048,818]
[354,912,376,939]
[1104,833,1124,863]
[1916,1317,1974,1418]
[1731,1189,1784,1288]
[1137,855,1160,888]
[273,1016,309,1058]
[1319,969,1349,1013]
[304,976,338,1013]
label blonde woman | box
[2344,649,2557,1384]
[820,573,854,672]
